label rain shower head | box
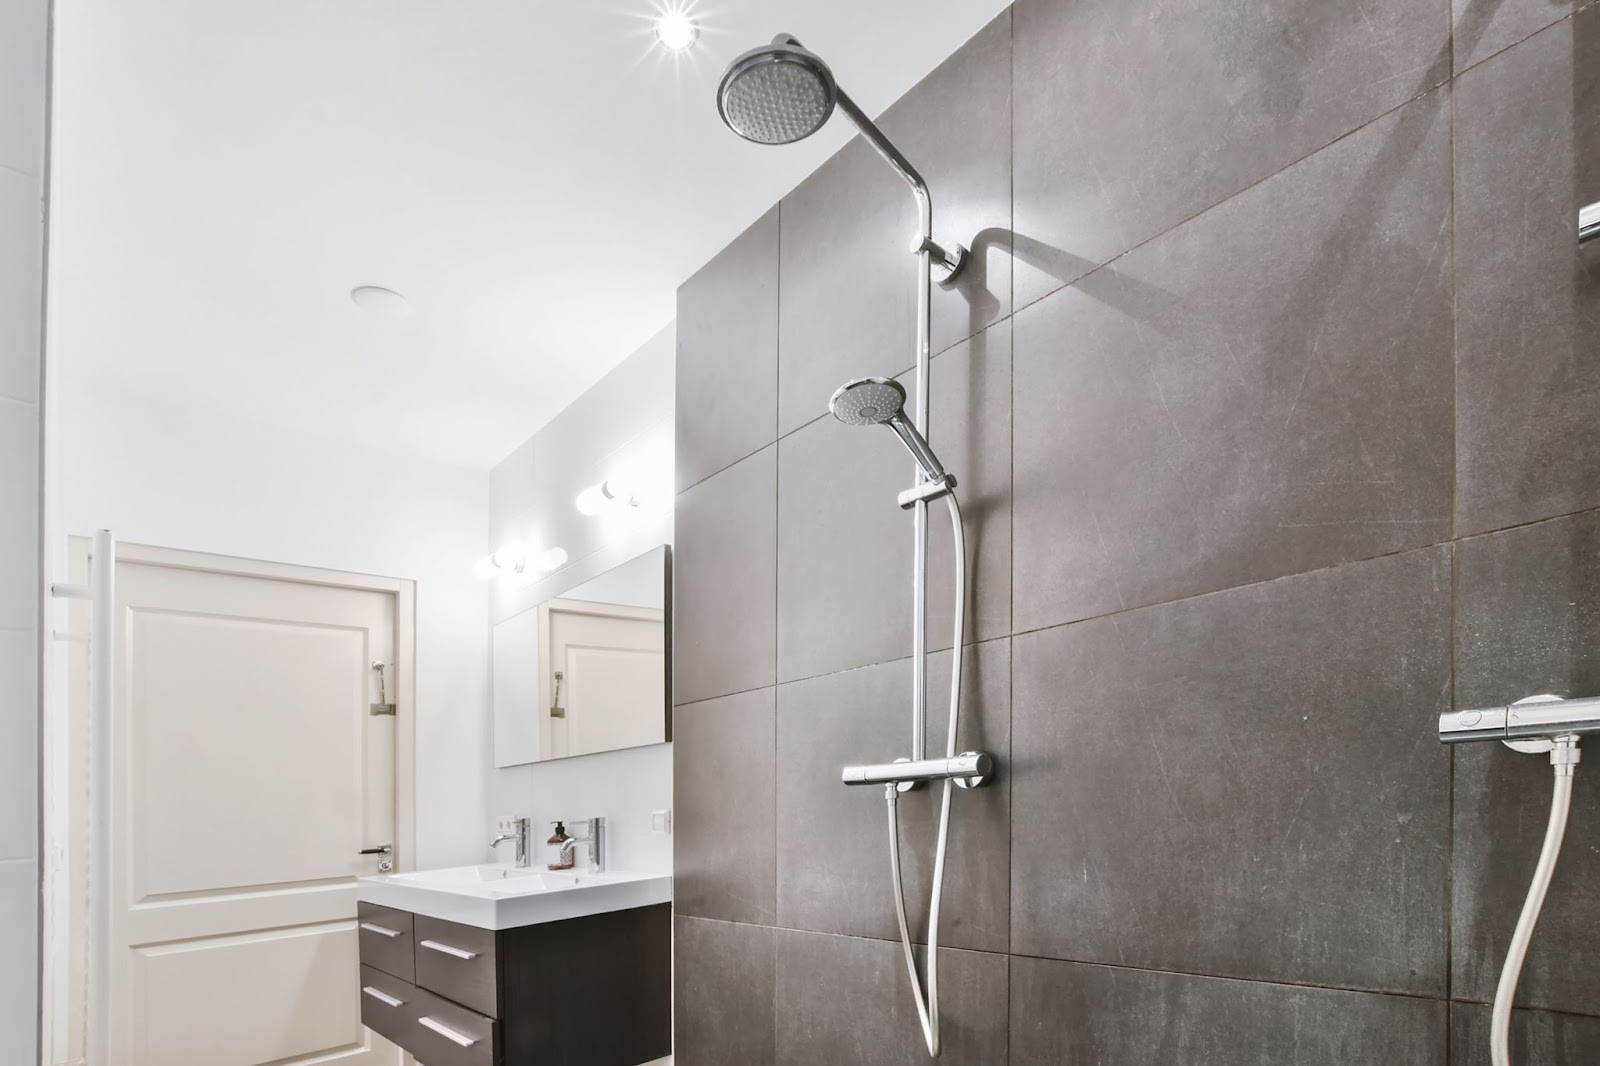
[717,37,838,145]
[829,377,948,483]
[715,33,969,285]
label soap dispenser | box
[547,821,574,870]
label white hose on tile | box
[886,490,965,1058]
[1491,736,1579,1066]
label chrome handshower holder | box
[898,473,956,510]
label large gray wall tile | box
[1453,511,1600,1015]
[1012,89,1453,633]
[1454,13,1600,535]
[774,929,1008,1066]
[1453,0,1591,72]
[775,642,1009,952]
[676,207,779,490]
[1452,1002,1600,1065]
[776,13,1011,435]
[675,916,776,1066]
[1012,548,1452,995]
[674,687,776,925]
[1011,956,1447,1065]
[778,324,1009,683]
[674,446,776,703]
[1012,0,1450,306]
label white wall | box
[1,0,50,1062]
[488,323,674,875]
[53,382,491,870]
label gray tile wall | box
[673,1,1600,1060]
[1,1,48,1063]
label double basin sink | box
[359,863,673,930]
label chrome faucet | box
[490,816,531,868]
[548,817,605,873]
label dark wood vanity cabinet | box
[357,900,671,1066]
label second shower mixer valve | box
[1438,692,1595,1065]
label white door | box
[541,600,665,759]
[109,549,407,1066]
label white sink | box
[358,864,672,930]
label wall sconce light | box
[478,543,568,579]
[575,479,640,517]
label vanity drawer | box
[357,965,414,1047]
[406,983,500,1066]
[414,914,499,1017]
[357,902,415,982]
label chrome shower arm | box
[772,33,963,279]
[832,89,930,227]
[1581,201,1600,244]
[834,89,965,280]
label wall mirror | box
[493,545,670,767]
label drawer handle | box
[418,1016,479,1047]
[361,986,405,1008]
[419,939,480,960]
[360,922,403,939]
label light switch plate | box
[650,809,672,834]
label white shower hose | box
[1491,735,1579,1066]
[885,491,965,1058]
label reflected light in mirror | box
[477,542,568,580]
[575,478,640,517]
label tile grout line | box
[680,912,1600,1021]
[771,199,782,944]
[1007,502,1600,648]
[1006,73,1453,326]
[1451,1,1598,80]
[677,318,1006,498]
[675,503,1600,710]
[1005,6,1019,1039]
[1444,15,1459,1055]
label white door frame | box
[42,538,417,1066]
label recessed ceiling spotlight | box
[654,7,698,52]
[349,285,413,319]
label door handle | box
[358,844,393,872]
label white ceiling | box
[49,0,1010,469]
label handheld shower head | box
[717,37,837,145]
[829,377,948,483]
[828,376,905,426]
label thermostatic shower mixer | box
[1439,692,1592,1066]
[1439,693,1600,745]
